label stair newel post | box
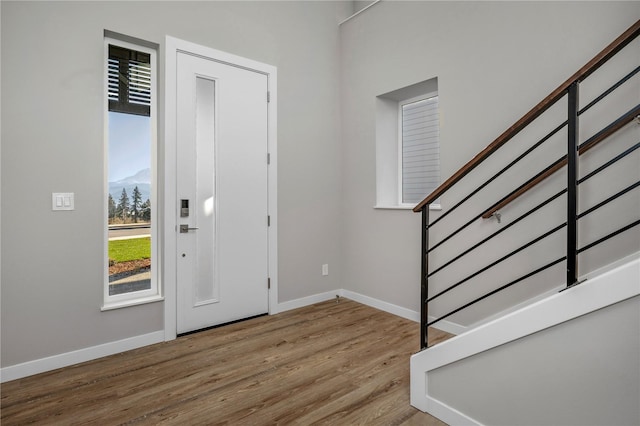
[421,206,429,349]
[567,82,580,287]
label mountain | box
[109,168,151,202]
[113,168,150,185]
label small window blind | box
[401,96,440,204]
[108,45,151,116]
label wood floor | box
[1,299,452,425]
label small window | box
[375,77,440,209]
[399,94,440,205]
[104,34,160,310]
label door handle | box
[180,224,199,233]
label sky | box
[108,112,151,182]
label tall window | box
[104,34,159,309]
[400,94,440,204]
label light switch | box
[52,193,74,211]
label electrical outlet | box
[322,264,329,276]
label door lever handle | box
[180,224,199,233]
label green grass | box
[109,237,151,263]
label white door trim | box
[164,36,278,341]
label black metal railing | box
[415,20,640,349]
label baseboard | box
[341,290,419,322]
[274,289,466,334]
[273,290,341,314]
[2,289,464,383]
[341,289,467,335]
[1,330,164,383]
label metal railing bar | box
[419,22,640,350]
[577,180,640,220]
[428,188,567,278]
[430,152,565,253]
[482,105,640,219]
[577,219,640,254]
[481,155,566,219]
[578,141,640,184]
[428,222,567,302]
[579,65,640,116]
[577,103,640,155]
[427,256,567,327]
[566,82,579,286]
[428,213,480,254]
[428,219,640,329]
[421,207,429,350]
[427,119,567,230]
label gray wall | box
[1,1,350,367]
[339,2,640,325]
[429,295,640,426]
[2,0,639,370]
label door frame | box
[163,36,278,341]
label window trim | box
[103,35,161,310]
[396,92,440,209]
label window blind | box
[401,96,440,204]
[108,45,151,116]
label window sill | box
[374,204,442,211]
[101,295,164,311]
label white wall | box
[429,295,640,426]
[411,255,640,425]
[1,1,351,368]
[339,1,640,327]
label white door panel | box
[176,52,268,334]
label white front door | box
[175,50,269,334]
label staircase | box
[410,20,640,425]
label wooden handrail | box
[414,19,640,213]
[481,104,640,219]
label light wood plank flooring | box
[1,298,452,425]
